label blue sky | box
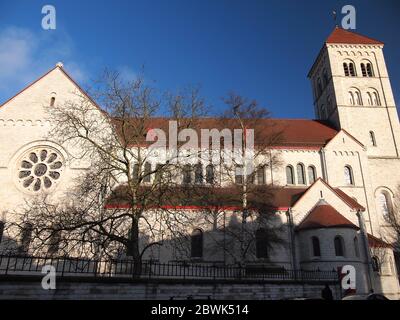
[0,0,399,118]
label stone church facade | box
[0,28,400,298]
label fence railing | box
[0,254,339,282]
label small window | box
[132,163,139,183]
[296,163,305,185]
[50,97,56,106]
[47,230,61,256]
[183,164,192,184]
[361,63,367,77]
[344,166,354,185]
[334,236,345,257]
[366,63,373,77]
[194,163,203,184]
[369,131,377,146]
[372,256,380,272]
[235,165,243,185]
[343,63,350,76]
[255,228,269,259]
[143,162,151,183]
[206,164,214,184]
[308,166,316,184]
[19,223,33,254]
[286,165,294,185]
[0,221,4,243]
[191,229,203,258]
[349,63,356,76]
[354,237,360,258]
[312,236,321,257]
[257,166,266,185]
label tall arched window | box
[372,256,380,272]
[194,163,203,184]
[255,228,269,259]
[50,97,56,107]
[344,166,354,185]
[19,223,33,254]
[366,63,374,77]
[367,92,373,106]
[369,131,377,146]
[348,91,355,105]
[343,62,350,76]
[235,165,243,184]
[296,163,305,185]
[206,164,214,184]
[311,236,321,257]
[308,166,316,184]
[191,229,203,258]
[373,92,381,106]
[354,237,360,257]
[334,236,345,257]
[349,62,356,76]
[355,91,362,105]
[143,162,151,183]
[361,63,367,77]
[257,166,266,185]
[0,221,4,243]
[286,165,294,185]
[47,229,61,256]
[183,164,192,184]
[378,192,391,216]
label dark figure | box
[321,284,333,300]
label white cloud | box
[0,26,87,100]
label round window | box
[17,147,64,193]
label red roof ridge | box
[326,27,384,45]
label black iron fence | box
[0,254,339,282]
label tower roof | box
[326,27,384,45]
[296,203,359,231]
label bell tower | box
[308,27,400,158]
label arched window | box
[47,229,61,256]
[361,63,367,77]
[343,63,350,76]
[373,92,381,106]
[0,221,4,243]
[206,164,214,184]
[50,97,56,107]
[143,162,151,183]
[235,165,243,184]
[349,62,356,76]
[355,91,362,105]
[334,236,345,257]
[354,237,360,257]
[344,166,354,185]
[369,131,377,146]
[367,92,373,106]
[19,223,33,254]
[378,192,391,216]
[311,236,321,257]
[286,165,294,185]
[296,163,305,185]
[348,91,355,105]
[366,63,374,77]
[257,166,266,185]
[308,166,316,184]
[194,163,203,184]
[183,164,192,184]
[372,256,380,272]
[255,228,269,259]
[191,229,203,258]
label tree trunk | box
[129,218,142,278]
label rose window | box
[17,148,63,192]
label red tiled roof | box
[296,203,359,231]
[326,27,384,45]
[332,188,365,211]
[112,117,337,148]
